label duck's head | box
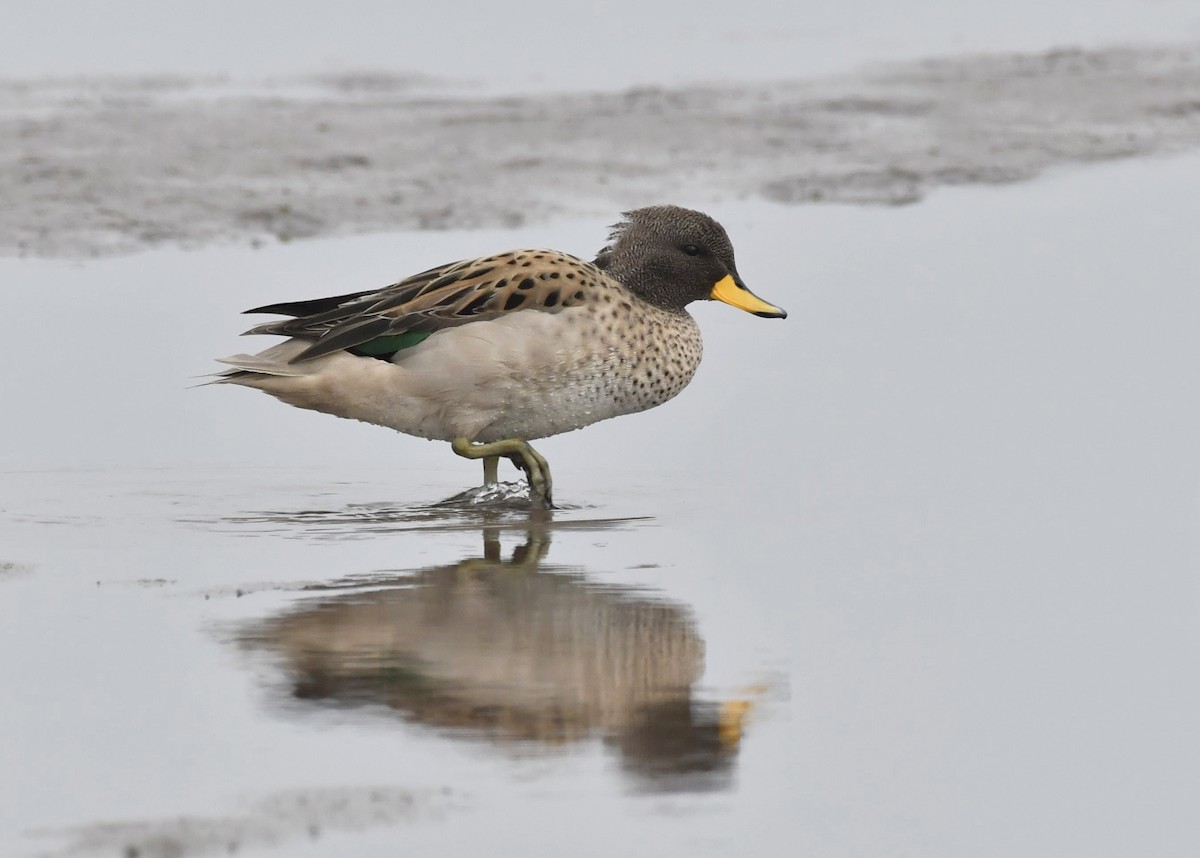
[594,205,787,319]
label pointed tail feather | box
[214,353,311,377]
[211,339,321,382]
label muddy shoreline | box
[4,43,1200,259]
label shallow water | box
[3,154,1200,857]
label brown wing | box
[242,249,603,362]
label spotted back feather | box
[243,249,604,363]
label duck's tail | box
[209,339,317,384]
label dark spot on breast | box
[549,271,560,279]
[565,273,575,280]
[519,278,535,290]
[574,291,585,301]
[496,278,508,288]
[504,293,525,311]
[543,289,560,307]
[465,266,495,280]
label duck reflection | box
[243,526,751,792]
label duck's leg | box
[451,437,553,506]
[482,455,499,485]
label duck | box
[214,205,787,505]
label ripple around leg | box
[433,480,538,508]
[178,483,635,539]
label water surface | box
[2,154,1199,857]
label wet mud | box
[3,44,1200,258]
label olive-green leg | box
[451,437,553,506]
[482,455,499,485]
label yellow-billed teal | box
[215,205,787,504]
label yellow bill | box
[717,682,771,749]
[710,274,787,318]
[718,699,754,749]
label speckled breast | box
[471,303,704,443]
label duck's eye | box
[682,244,700,256]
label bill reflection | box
[243,527,752,792]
